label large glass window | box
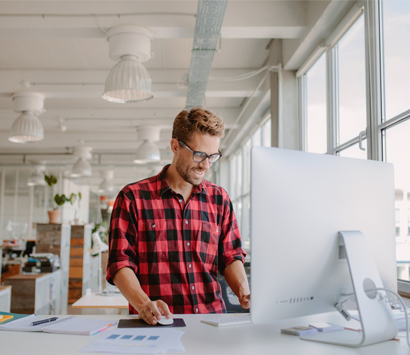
[381,1,410,282]
[305,53,327,153]
[229,119,271,251]
[383,118,410,280]
[297,0,410,286]
[336,14,367,146]
[383,0,410,120]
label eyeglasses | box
[178,140,222,164]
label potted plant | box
[45,174,59,223]
[45,174,77,224]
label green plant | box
[54,193,77,210]
[44,174,58,187]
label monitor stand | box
[301,231,398,347]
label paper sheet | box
[79,328,185,354]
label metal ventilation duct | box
[186,0,228,109]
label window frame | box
[224,117,272,252]
[299,0,410,291]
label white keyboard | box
[201,315,251,327]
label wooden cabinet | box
[36,223,71,315]
[69,225,99,303]
[4,272,61,315]
[0,285,11,312]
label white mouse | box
[156,317,174,326]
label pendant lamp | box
[98,170,114,193]
[133,125,161,164]
[70,146,93,177]
[103,26,154,103]
[9,91,45,144]
[27,166,46,186]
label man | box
[107,107,250,325]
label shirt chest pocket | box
[198,221,219,266]
[137,220,169,262]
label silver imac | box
[250,147,397,347]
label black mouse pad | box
[118,318,186,328]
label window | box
[335,14,367,146]
[381,1,410,282]
[383,0,410,121]
[304,53,327,153]
[229,119,271,251]
[297,1,410,287]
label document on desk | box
[0,315,117,335]
[78,328,185,354]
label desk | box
[0,312,409,355]
[72,292,129,314]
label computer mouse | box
[156,317,174,326]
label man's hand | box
[224,260,251,310]
[238,293,250,309]
[137,299,173,325]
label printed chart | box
[79,328,185,354]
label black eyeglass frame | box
[178,140,222,164]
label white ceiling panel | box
[212,39,270,69]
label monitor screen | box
[250,147,396,324]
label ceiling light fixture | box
[103,26,154,103]
[9,91,45,143]
[98,170,114,194]
[27,166,46,187]
[133,126,161,164]
[70,146,93,177]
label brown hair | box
[172,107,225,143]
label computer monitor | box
[250,147,397,346]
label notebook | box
[0,315,117,335]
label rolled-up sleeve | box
[218,193,247,275]
[106,190,139,285]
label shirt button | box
[187,242,190,246]
[196,308,199,312]
[188,264,192,268]
[179,199,183,203]
[152,224,156,228]
[192,286,195,290]
[185,220,188,224]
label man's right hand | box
[137,299,173,325]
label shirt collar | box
[157,164,208,197]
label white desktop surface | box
[0,312,409,355]
[71,293,128,309]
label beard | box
[175,155,207,186]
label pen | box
[30,317,59,326]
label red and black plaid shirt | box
[107,165,246,314]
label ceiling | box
[0,0,354,194]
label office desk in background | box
[0,313,409,355]
[72,292,129,315]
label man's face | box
[175,132,220,186]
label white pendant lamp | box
[98,170,114,193]
[27,166,46,186]
[9,91,45,144]
[103,26,154,103]
[70,146,93,177]
[9,111,44,143]
[133,126,161,164]
[134,141,161,164]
